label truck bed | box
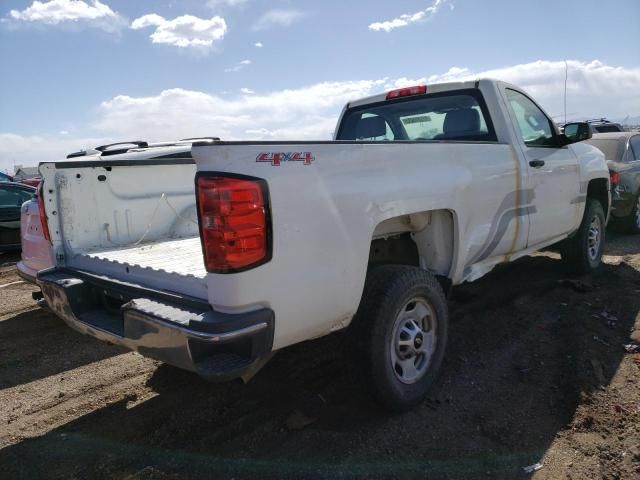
[69,237,208,299]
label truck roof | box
[347,78,497,108]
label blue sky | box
[1,0,639,171]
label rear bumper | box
[38,269,274,380]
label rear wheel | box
[353,265,448,412]
[561,198,605,274]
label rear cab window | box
[336,89,497,142]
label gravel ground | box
[0,233,639,480]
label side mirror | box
[562,122,592,144]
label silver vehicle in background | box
[585,132,640,232]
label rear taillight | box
[610,171,620,187]
[36,182,51,242]
[386,85,427,100]
[196,175,270,273]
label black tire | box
[561,198,606,274]
[352,265,448,412]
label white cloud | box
[369,0,448,32]
[383,60,640,119]
[240,88,254,94]
[2,60,639,169]
[131,14,227,48]
[6,0,125,32]
[254,41,263,48]
[0,133,108,173]
[425,60,640,120]
[93,80,386,142]
[252,9,307,30]
[224,59,251,72]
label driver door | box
[504,88,581,248]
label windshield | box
[337,90,495,142]
[0,185,35,208]
[584,138,625,161]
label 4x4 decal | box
[256,152,314,166]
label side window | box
[630,136,640,161]
[506,89,556,147]
[401,112,442,139]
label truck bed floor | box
[81,237,206,279]
[66,237,209,299]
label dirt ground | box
[0,233,639,480]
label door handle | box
[529,160,545,168]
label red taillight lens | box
[386,85,427,100]
[609,171,620,186]
[36,182,51,242]
[196,175,270,273]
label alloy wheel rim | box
[587,215,602,261]
[390,297,437,384]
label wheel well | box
[587,178,609,217]
[369,210,455,279]
[369,233,419,267]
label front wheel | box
[353,265,448,412]
[561,199,605,274]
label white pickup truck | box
[37,79,609,411]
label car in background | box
[17,191,54,283]
[584,132,640,232]
[13,166,42,188]
[585,119,625,134]
[18,177,41,188]
[0,181,36,251]
[563,119,625,135]
[588,120,625,133]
